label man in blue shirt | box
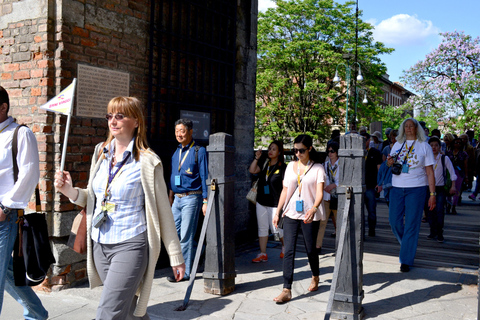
[168,119,208,282]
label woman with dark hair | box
[55,97,185,319]
[446,137,468,214]
[272,134,325,303]
[387,118,436,272]
[316,141,339,250]
[249,141,287,262]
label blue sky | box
[258,0,480,91]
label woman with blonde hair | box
[55,97,185,319]
[387,118,436,272]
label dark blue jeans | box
[427,187,446,237]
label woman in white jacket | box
[55,97,185,319]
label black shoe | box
[330,232,336,238]
[400,264,410,272]
[426,234,436,240]
[368,229,375,237]
[437,235,444,243]
[167,275,190,282]
[451,207,457,215]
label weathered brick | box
[12,52,31,62]
[90,31,111,43]
[37,59,50,69]
[31,87,42,96]
[14,70,30,80]
[3,63,19,72]
[20,79,39,87]
[34,35,43,43]
[38,24,48,32]
[1,73,12,80]
[31,69,44,78]
[19,62,33,70]
[69,53,90,63]
[84,47,105,58]
[7,88,22,97]
[72,27,89,38]
[80,38,97,47]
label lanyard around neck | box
[178,141,195,172]
[402,141,416,164]
[265,161,277,180]
[297,160,311,196]
[0,122,11,134]
[104,152,130,198]
[328,161,337,179]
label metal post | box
[203,133,236,295]
[326,133,365,320]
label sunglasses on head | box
[105,113,126,121]
[328,149,336,153]
[293,148,307,154]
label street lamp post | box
[353,87,368,125]
[333,62,363,132]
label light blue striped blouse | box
[91,139,147,244]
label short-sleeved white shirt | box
[282,162,326,221]
[389,139,434,188]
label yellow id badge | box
[101,202,116,213]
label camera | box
[93,211,108,228]
[391,163,403,175]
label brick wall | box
[1,0,153,289]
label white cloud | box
[258,0,276,12]
[372,14,440,46]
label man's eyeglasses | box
[106,113,126,121]
[293,148,307,154]
[328,150,336,153]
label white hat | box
[372,131,383,141]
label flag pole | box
[59,78,76,172]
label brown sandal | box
[273,288,292,304]
[308,276,319,292]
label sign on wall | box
[180,110,211,141]
[76,65,130,118]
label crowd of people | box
[249,117,480,301]
[2,78,479,317]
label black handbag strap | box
[12,125,40,210]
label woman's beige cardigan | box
[72,144,184,317]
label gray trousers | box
[93,232,150,320]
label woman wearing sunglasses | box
[54,97,185,319]
[249,141,287,263]
[272,134,325,304]
[316,141,339,251]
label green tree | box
[401,31,480,134]
[256,0,393,145]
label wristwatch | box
[430,192,436,196]
[0,202,11,215]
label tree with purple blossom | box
[401,31,480,133]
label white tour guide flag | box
[39,79,77,172]
[39,79,76,115]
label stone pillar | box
[203,133,236,295]
[330,133,365,320]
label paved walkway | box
[3,244,478,319]
[3,191,479,319]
